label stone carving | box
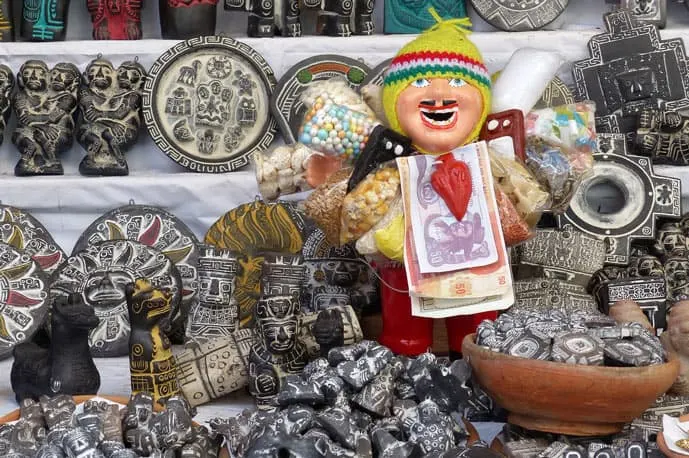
[557,133,681,265]
[20,0,69,40]
[51,240,182,357]
[635,108,689,166]
[11,293,100,402]
[0,241,50,360]
[12,60,80,176]
[144,36,277,173]
[73,204,199,344]
[621,0,666,28]
[0,0,11,41]
[533,76,574,109]
[470,0,568,31]
[598,278,667,332]
[384,0,466,33]
[573,10,689,138]
[87,0,142,39]
[77,57,147,176]
[160,0,217,39]
[0,65,13,142]
[664,254,689,305]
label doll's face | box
[395,77,483,154]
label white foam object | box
[491,48,566,115]
[663,414,689,456]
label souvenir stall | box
[2,0,689,456]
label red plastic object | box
[431,154,472,222]
[446,311,497,354]
[479,109,526,162]
[378,263,433,356]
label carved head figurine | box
[54,292,100,331]
[50,63,81,94]
[627,254,664,278]
[664,255,689,304]
[17,60,50,93]
[382,12,490,154]
[0,65,14,100]
[85,58,116,92]
[117,60,147,92]
[62,428,100,457]
[654,222,687,259]
[255,294,301,355]
[126,278,173,331]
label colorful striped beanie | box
[382,9,491,148]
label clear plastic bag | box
[524,102,596,213]
[495,184,533,247]
[304,167,353,245]
[355,196,403,256]
[255,143,314,200]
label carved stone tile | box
[469,0,568,32]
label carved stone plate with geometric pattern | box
[557,133,681,266]
[533,76,574,109]
[143,36,278,173]
[469,0,569,32]
[271,55,370,144]
[359,58,392,88]
[72,204,199,344]
[51,240,182,357]
[0,242,50,360]
[0,205,66,275]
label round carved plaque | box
[470,0,569,32]
[144,36,278,173]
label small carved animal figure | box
[127,278,180,406]
[177,61,201,86]
[11,294,100,402]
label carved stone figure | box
[20,0,70,40]
[665,255,689,305]
[11,294,100,402]
[87,0,142,39]
[78,57,147,176]
[127,278,180,406]
[0,65,14,144]
[636,108,689,165]
[159,0,217,39]
[12,60,80,176]
[0,0,11,41]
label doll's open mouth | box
[419,103,459,129]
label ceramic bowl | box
[463,334,680,436]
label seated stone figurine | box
[636,108,689,165]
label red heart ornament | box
[431,154,472,222]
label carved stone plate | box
[533,76,574,109]
[72,204,199,343]
[0,242,50,359]
[0,205,66,275]
[469,0,569,32]
[144,36,278,173]
[621,0,666,28]
[557,133,681,266]
[572,10,689,139]
[360,58,391,88]
[51,240,183,357]
[271,55,370,144]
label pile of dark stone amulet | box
[210,340,502,458]
[0,393,220,457]
[476,310,666,367]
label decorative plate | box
[557,133,681,266]
[360,58,391,88]
[271,55,370,144]
[0,242,50,359]
[0,205,66,274]
[469,0,569,32]
[72,204,199,343]
[533,77,574,109]
[143,36,278,173]
[51,240,182,357]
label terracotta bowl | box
[463,334,680,436]
[0,395,230,458]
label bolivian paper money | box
[398,141,513,316]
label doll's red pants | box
[378,263,497,356]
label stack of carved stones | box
[476,310,666,367]
[211,340,501,458]
[0,394,220,457]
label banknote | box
[411,288,514,319]
[398,141,513,303]
[405,145,497,274]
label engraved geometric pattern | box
[470,0,568,31]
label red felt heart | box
[431,154,472,222]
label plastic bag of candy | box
[297,79,381,167]
[524,102,596,213]
[340,161,401,245]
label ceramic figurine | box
[20,0,70,40]
[160,0,217,39]
[621,0,666,28]
[0,65,13,143]
[87,0,142,39]
[127,278,181,406]
[0,0,11,41]
[12,60,80,176]
[470,0,568,32]
[661,301,689,395]
[11,294,100,403]
[78,57,147,176]
[636,108,689,165]
[384,0,465,34]
[664,254,689,304]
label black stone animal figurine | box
[11,293,101,403]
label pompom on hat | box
[382,9,492,148]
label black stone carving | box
[0,212,66,276]
[0,65,13,143]
[271,55,370,144]
[20,0,69,41]
[12,60,80,176]
[597,277,667,331]
[572,10,689,139]
[11,293,100,402]
[77,57,148,176]
[621,0,666,28]
[635,108,689,165]
[72,204,199,344]
[143,36,278,173]
[533,77,575,109]
[557,133,681,265]
[159,0,217,39]
[51,240,182,357]
[469,0,568,31]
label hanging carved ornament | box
[469,0,568,32]
[72,204,199,343]
[271,55,370,144]
[572,10,689,139]
[51,240,183,357]
[557,133,681,265]
[143,36,278,173]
